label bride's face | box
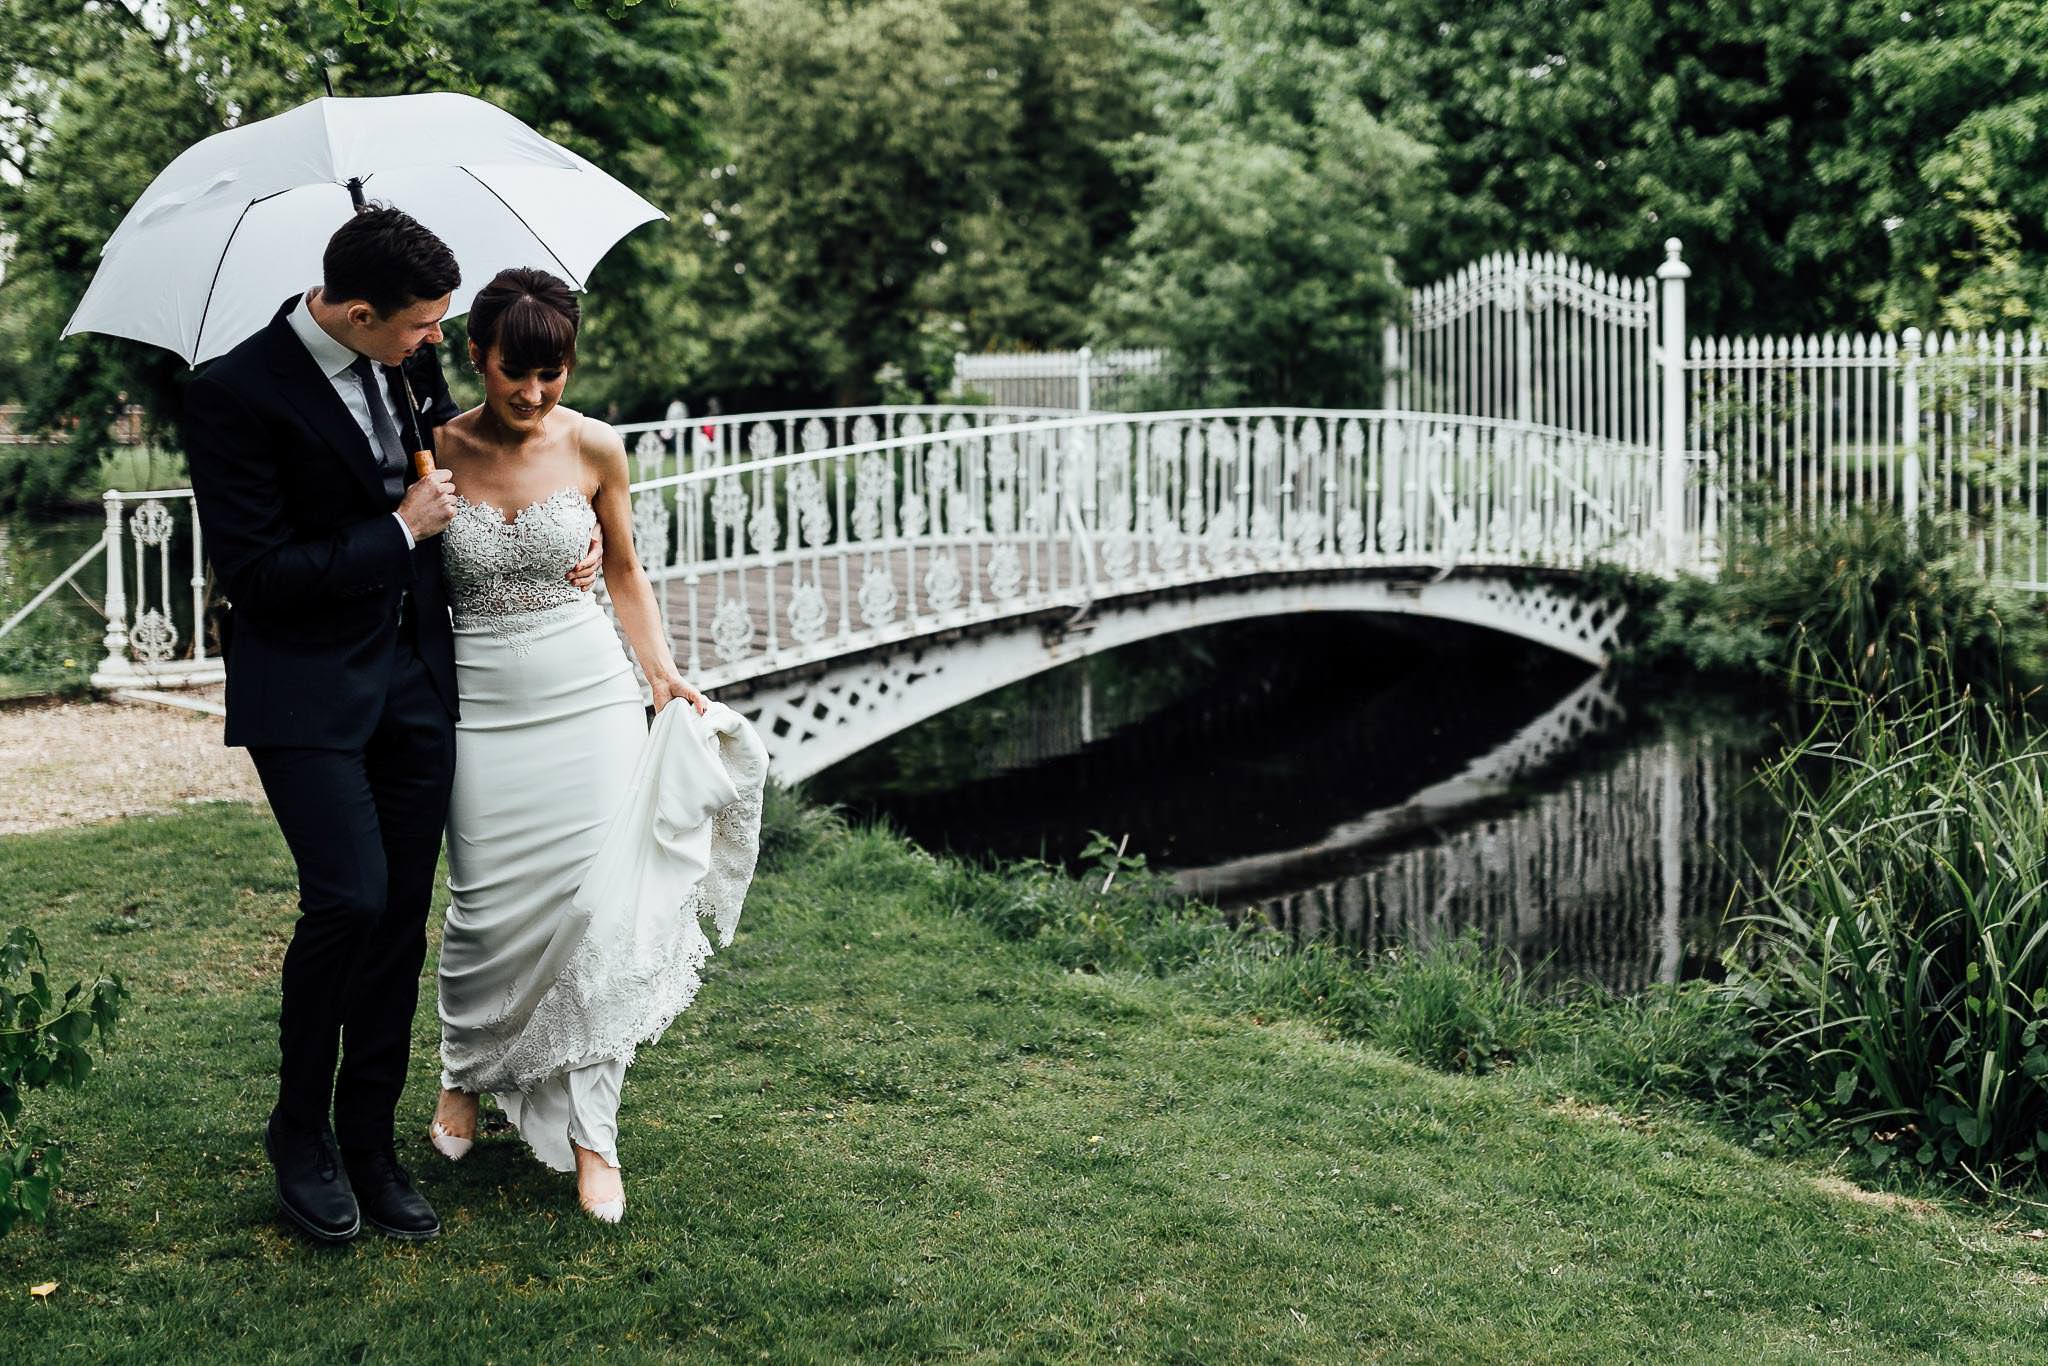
[473,341,571,434]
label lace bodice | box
[442,486,594,633]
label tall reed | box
[1732,681,2048,1179]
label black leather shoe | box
[264,1111,360,1244]
[342,1145,440,1240]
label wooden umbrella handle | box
[397,367,436,480]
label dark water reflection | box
[806,617,1782,995]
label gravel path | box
[0,687,266,835]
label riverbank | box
[4,799,2046,1360]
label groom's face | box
[344,293,452,368]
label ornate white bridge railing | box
[612,402,1075,477]
[32,404,1682,696]
[13,406,1074,694]
[75,488,219,691]
[622,407,1683,692]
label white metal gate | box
[1388,241,1694,565]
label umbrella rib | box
[190,186,298,365]
[457,166,585,290]
[191,197,264,366]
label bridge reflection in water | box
[1199,717,1764,995]
[807,619,1775,996]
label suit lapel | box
[262,305,388,508]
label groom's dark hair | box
[320,204,461,317]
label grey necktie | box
[347,355,409,506]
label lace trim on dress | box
[442,486,594,652]
[439,737,767,1097]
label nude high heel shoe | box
[429,1089,478,1161]
[574,1144,625,1224]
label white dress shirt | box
[284,291,417,550]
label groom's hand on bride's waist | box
[398,469,459,541]
[566,523,603,592]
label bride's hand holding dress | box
[649,665,707,716]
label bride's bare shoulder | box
[568,409,629,475]
[439,406,485,445]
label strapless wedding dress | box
[436,485,762,1173]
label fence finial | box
[1657,238,1690,280]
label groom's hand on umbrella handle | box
[399,468,459,540]
[567,523,603,592]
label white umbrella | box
[63,92,665,365]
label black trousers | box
[248,611,455,1151]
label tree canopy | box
[3,0,2045,504]
[0,0,716,505]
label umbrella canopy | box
[64,92,665,365]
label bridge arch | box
[715,567,1624,782]
[605,404,1677,780]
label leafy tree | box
[1091,1,1436,405]
[684,0,1151,407]
[414,0,721,418]
[1840,0,2048,329]
[0,0,715,510]
[1319,0,2047,334]
[1320,0,1878,335]
[0,0,317,509]
[911,0,1153,352]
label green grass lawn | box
[4,802,2048,1362]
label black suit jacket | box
[182,295,461,749]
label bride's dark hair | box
[467,267,579,372]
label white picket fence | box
[951,347,1168,412]
[1689,329,2048,587]
[1388,248,1667,452]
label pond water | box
[805,617,1785,995]
[0,512,113,692]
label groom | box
[182,206,599,1243]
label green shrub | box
[756,780,846,872]
[1544,980,1784,1124]
[1368,934,1545,1075]
[942,842,1249,979]
[0,608,98,699]
[1620,510,2048,704]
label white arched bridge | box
[611,402,1706,780]
[44,243,1745,782]
[41,235,2048,780]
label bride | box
[425,266,759,1222]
